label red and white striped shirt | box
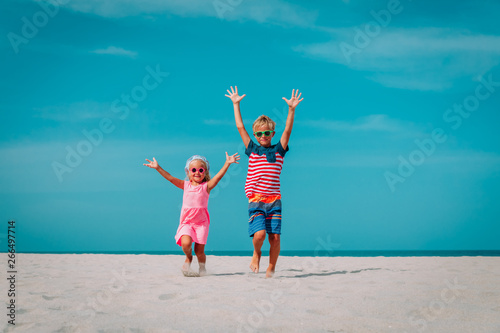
[244,140,289,197]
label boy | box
[225,86,303,278]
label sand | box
[2,254,500,332]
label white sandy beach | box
[3,254,500,332]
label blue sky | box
[1,0,499,253]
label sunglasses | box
[190,168,205,174]
[254,131,274,137]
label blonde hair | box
[188,159,211,182]
[252,115,276,133]
[185,156,211,182]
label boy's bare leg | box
[250,230,266,273]
[194,243,207,275]
[266,233,281,278]
[181,235,193,272]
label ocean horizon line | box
[10,250,500,257]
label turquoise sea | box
[18,250,500,257]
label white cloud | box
[60,0,317,27]
[34,101,111,122]
[425,150,500,168]
[303,114,415,133]
[294,28,500,91]
[0,138,245,194]
[346,150,500,170]
[91,46,138,58]
[203,119,235,126]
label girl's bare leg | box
[180,235,193,272]
[194,243,206,275]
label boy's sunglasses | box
[254,131,274,137]
[191,168,205,174]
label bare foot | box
[181,258,192,273]
[265,267,275,278]
[199,263,207,276]
[181,258,200,277]
[249,251,261,273]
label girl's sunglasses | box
[191,168,205,174]
[254,131,274,138]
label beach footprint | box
[158,293,176,301]
[42,295,58,301]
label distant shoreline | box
[9,250,500,257]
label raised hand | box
[282,89,303,109]
[225,152,241,164]
[225,86,246,104]
[143,157,159,169]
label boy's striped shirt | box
[244,140,288,198]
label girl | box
[144,152,240,276]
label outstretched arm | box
[225,86,251,149]
[143,157,184,189]
[281,89,303,150]
[207,152,240,193]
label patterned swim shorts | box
[248,194,282,237]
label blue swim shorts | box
[248,194,282,237]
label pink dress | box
[175,181,210,246]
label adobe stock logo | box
[339,0,407,64]
[7,0,69,54]
[385,73,500,192]
[213,0,244,19]
[52,65,169,183]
